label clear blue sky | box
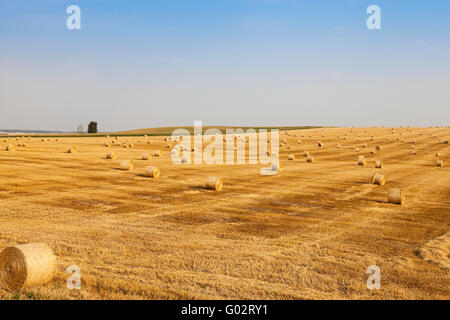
[1,0,449,131]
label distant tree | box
[77,124,84,133]
[88,121,98,134]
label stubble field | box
[0,126,448,300]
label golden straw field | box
[0,126,449,300]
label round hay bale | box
[106,151,116,160]
[371,173,386,185]
[388,188,405,205]
[376,145,382,150]
[303,151,309,157]
[122,142,128,148]
[144,166,160,178]
[120,160,133,171]
[67,146,75,153]
[6,145,15,151]
[105,141,111,147]
[436,160,444,168]
[205,177,223,191]
[288,153,295,160]
[317,141,323,147]
[412,150,417,155]
[153,150,161,157]
[358,158,366,166]
[435,153,440,157]
[306,155,315,163]
[375,160,383,168]
[142,153,150,160]
[0,243,56,291]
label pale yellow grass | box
[0,127,449,300]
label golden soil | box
[0,127,449,300]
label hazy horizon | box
[1,0,449,132]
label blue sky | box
[1,0,449,131]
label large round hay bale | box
[375,160,383,168]
[303,151,309,157]
[0,243,56,291]
[105,141,111,147]
[153,150,161,157]
[388,188,405,205]
[142,153,150,160]
[358,158,366,166]
[375,145,381,150]
[371,173,386,185]
[144,166,160,178]
[120,160,133,171]
[435,153,440,157]
[106,151,116,160]
[307,155,315,163]
[317,141,323,147]
[436,160,444,167]
[67,146,75,153]
[6,145,15,151]
[288,153,295,160]
[205,177,223,191]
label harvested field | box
[0,126,449,300]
